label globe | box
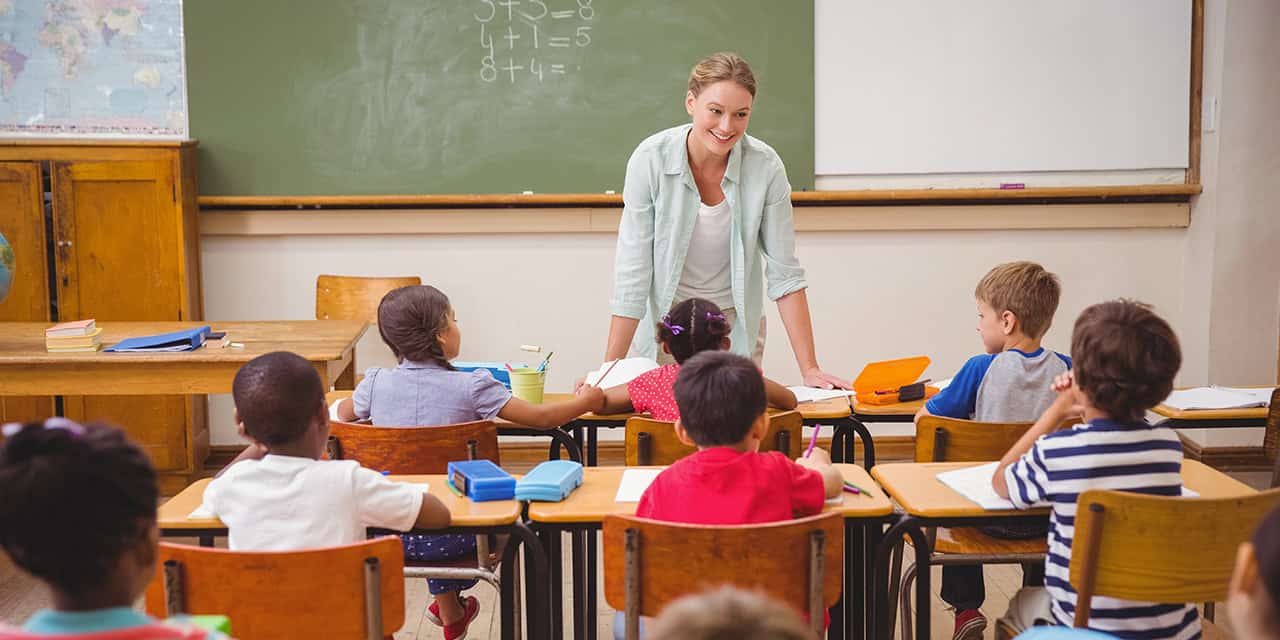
[0,232,12,303]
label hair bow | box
[660,314,685,336]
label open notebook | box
[937,462,1197,511]
[1163,386,1274,411]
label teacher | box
[604,52,849,389]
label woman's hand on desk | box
[801,367,852,391]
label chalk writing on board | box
[475,0,592,84]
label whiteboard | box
[815,1,1192,178]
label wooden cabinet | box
[0,141,205,492]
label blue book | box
[452,361,528,389]
[105,326,211,352]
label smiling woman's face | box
[685,80,753,159]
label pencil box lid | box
[852,356,933,405]
[446,459,516,501]
[514,460,583,502]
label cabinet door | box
[0,162,55,422]
[51,160,189,471]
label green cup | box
[509,368,546,404]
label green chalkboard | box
[184,1,814,196]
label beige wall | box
[201,223,1187,445]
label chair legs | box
[899,561,919,640]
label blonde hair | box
[688,52,757,98]
[974,261,1062,339]
[648,587,816,640]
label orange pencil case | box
[852,356,940,406]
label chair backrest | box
[602,512,844,638]
[329,419,500,474]
[914,414,1035,462]
[144,538,405,640]
[1265,388,1280,487]
[315,274,422,322]
[625,410,806,465]
[1068,487,1280,627]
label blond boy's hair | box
[648,587,816,640]
[974,261,1061,339]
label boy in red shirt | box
[616,351,842,638]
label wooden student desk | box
[545,393,878,469]
[525,464,894,640]
[870,460,1255,640]
[157,474,545,640]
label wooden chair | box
[315,274,422,322]
[602,512,844,639]
[1069,487,1280,636]
[625,410,806,465]
[892,415,1051,638]
[326,419,509,598]
[144,537,405,640]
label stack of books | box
[46,319,103,353]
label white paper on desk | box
[188,504,215,519]
[934,377,953,391]
[788,386,856,404]
[585,357,660,388]
[937,463,1016,510]
[615,468,663,502]
[938,462,1202,512]
[1163,386,1273,411]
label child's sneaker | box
[442,596,481,640]
[426,599,443,627]
[953,608,987,640]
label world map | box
[0,0,186,137]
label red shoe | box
[953,608,987,640]
[442,596,481,640]
[426,599,443,627]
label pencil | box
[594,358,622,387]
[804,425,820,458]
[843,481,872,495]
[445,480,464,497]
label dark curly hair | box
[233,351,326,446]
[377,285,456,370]
[656,298,732,364]
[1071,300,1181,422]
[0,420,157,598]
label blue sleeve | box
[1056,352,1072,369]
[470,369,514,420]
[924,354,994,419]
[351,368,382,420]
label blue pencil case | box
[447,459,516,502]
[452,361,529,389]
[515,460,583,502]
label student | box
[201,352,483,640]
[1227,504,1280,639]
[614,351,840,638]
[916,260,1069,640]
[992,300,1195,639]
[337,284,605,427]
[596,297,797,420]
[648,587,815,640]
[0,419,226,639]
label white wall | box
[201,224,1185,445]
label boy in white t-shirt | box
[201,352,465,631]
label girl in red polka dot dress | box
[597,297,797,420]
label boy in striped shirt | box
[992,300,1197,639]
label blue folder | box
[105,326,211,352]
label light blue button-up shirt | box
[610,124,807,359]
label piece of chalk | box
[522,190,534,195]
[605,190,616,194]
[999,183,1025,190]
[228,342,245,349]
[520,344,542,352]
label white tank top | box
[674,198,734,310]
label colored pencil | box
[804,425,820,458]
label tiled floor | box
[2,470,1267,638]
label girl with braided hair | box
[596,297,797,421]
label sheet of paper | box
[937,462,1016,510]
[788,386,856,403]
[585,357,661,388]
[934,377,953,391]
[1163,386,1272,410]
[614,468,663,502]
[938,462,1201,512]
[188,504,214,519]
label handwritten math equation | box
[474,0,594,83]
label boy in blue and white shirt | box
[917,261,1069,640]
[993,300,1197,639]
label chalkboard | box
[184,1,814,196]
